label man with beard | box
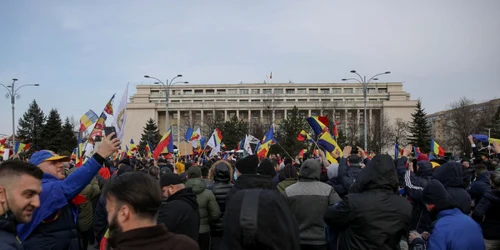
[105,171,198,250]
[17,133,120,250]
[158,172,200,241]
[0,160,43,250]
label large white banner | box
[113,83,129,141]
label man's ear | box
[0,185,6,203]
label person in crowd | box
[17,133,119,250]
[468,164,491,207]
[396,145,433,233]
[337,146,365,196]
[67,166,100,250]
[221,189,300,250]
[148,166,160,180]
[277,163,298,194]
[472,170,500,249]
[226,155,275,204]
[200,165,212,186]
[325,154,412,250]
[285,159,341,250]
[0,160,43,250]
[185,166,221,250]
[432,161,472,214]
[207,160,234,249]
[176,158,186,175]
[158,172,200,241]
[104,171,198,250]
[409,180,484,250]
[462,158,474,187]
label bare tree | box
[179,111,202,142]
[445,97,494,155]
[345,110,360,145]
[261,92,282,127]
[393,118,410,145]
[368,110,394,153]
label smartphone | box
[104,126,117,140]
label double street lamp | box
[342,70,391,152]
[0,78,40,147]
[144,74,188,131]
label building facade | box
[123,82,418,147]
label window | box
[297,88,306,94]
[310,99,320,102]
[195,112,201,119]
[240,89,249,94]
[227,99,237,102]
[172,90,179,95]
[171,100,180,103]
[274,99,284,102]
[251,89,260,94]
[206,89,215,94]
[368,88,376,94]
[321,88,329,94]
[274,89,283,94]
[355,88,364,94]
[263,89,272,94]
[309,88,318,94]
[276,112,283,119]
[239,100,248,103]
[151,90,160,95]
[332,88,341,94]
[217,89,226,94]
[286,89,295,94]
[321,99,330,102]
[194,89,203,94]
[298,99,307,102]
[344,88,353,94]
[228,89,237,94]
[183,90,192,95]
[173,113,178,119]
[378,88,387,93]
[205,99,214,102]
[311,111,319,116]
[193,100,203,102]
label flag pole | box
[274,140,293,159]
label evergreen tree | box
[336,129,347,149]
[60,117,77,154]
[222,115,249,149]
[139,118,162,154]
[408,100,431,152]
[40,109,64,152]
[276,106,309,157]
[487,105,500,139]
[17,99,46,150]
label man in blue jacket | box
[410,179,484,250]
[17,133,120,250]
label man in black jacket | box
[468,164,491,206]
[0,160,43,250]
[158,172,200,241]
[324,154,412,250]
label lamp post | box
[143,74,188,131]
[0,78,40,147]
[342,70,391,152]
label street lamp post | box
[342,70,391,152]
[144,74,188,131]
[0,79,40,147]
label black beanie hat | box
[160,172,183,187]
[187,166,201,179]
[257,159,276,177]
[422,179,457,212]
[236,155,259,175]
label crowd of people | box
[1,132,500,250]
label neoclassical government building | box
[122,82,417,145]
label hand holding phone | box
[104,126,118,140]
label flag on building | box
[154,128,174,160]
[431,139,445,157]
[113,83,129,141]
[104,94,116,115]
[79,110,98,132]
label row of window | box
[161,98,384,103]
[151,87,388,96]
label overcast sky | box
[0,0,499,135]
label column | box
[177,110,181,145]
[272,110,275,124]
[260,109,264,124]
[344,109,348,129]
[224,110,228,122]
[236,110,240,119]
[357,109,360,128]
[369,109,373,128]
[284,109,288,119]
[201,110,204,127]
[308,109,312,117]
[189,110,192,125]
[332,109,335,122]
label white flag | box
[246,134,260,144]
[207,129,218,148]
[113,83,129,141]
[210,144,221,157]
[244,135,253,155]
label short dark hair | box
[0,160,43,182]
[201,166,209,177]
[279,163,298,181]
[475,164,488,176]
[104,172,161,220]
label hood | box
[185,178,206,195]
[422,180,457,213]
[416,161,433,178]
[235,174,274,190]
[299,159,321,180]
[213,160,232,183]
[327,163,339,179]
[353,154,398,192]
[166,187,199,210]
[484,189,500,204]
[432,162,465,188]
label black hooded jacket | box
[432,162,472,214]
[225,174,275,205]
[157,187,200,242]
[468,171,491,204]
[472,189,500,240]
[0,215,22,250]
[207,163,233,235]
[220,189,300,250]
[324,155,412,250]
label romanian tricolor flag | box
[306,117,328,136]
[236,138,245,151]
[394,144,404,158]
[262,125,276,145]
[14,142,31,154]
[145,141,154,158]
[185,127,200,142]
[104,94,115,115]
[125,146,132,157]
[79,110,98,132]
[129,139,138,152]
[256,140,272,158]
[75,133,84,167]
[90,112,107,138]
[0,137,7,145]
[296,130,312,142]
[431,139,445,157]
[317,132,342,158]
[154,128,174,160]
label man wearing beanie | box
[185,166,220,250]
[226,155,276,204]
[285,159,341,250]
[409,180,484,250]
[337,146,365,197]
[157,173,200,241]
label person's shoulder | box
[0,232,22,250]
[168,232,199,250]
